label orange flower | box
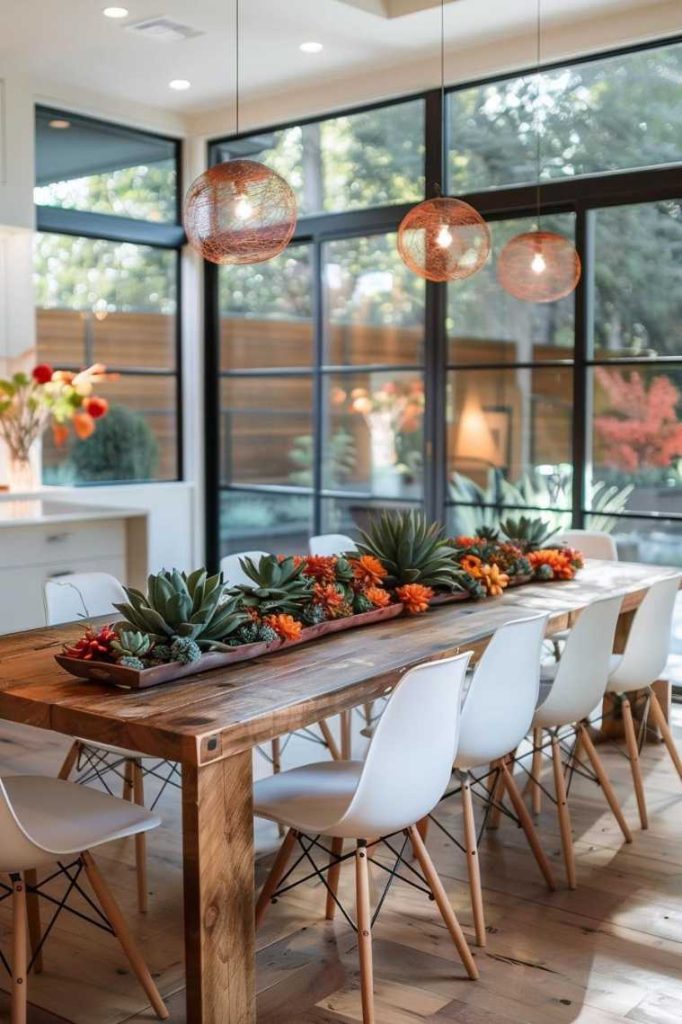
[365,586,391,608]
[395,583,434,614]
[460,554,482,577]
[302,555,337,584]
[351,554,387,588]
[454,535,482,548]
[313,583,347,618]
[73,411,95,439]
[52,422,69,447]
[263,614,302,642]
[479,564,510,596]
[529,549,576,580]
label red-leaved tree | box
[594,368,682,473]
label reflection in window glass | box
[217,99,424,217]
[447,367,574,509]
[589,365,682,516]
[220,377,314,487]
[219,490,313,557]
[322,371,424,499]
[593,201,682,359]
[447,214,575,365]
[320,496,422,537]
[35,108,177,222]
[324,234,424,366]
[448,40,682,193]
[446,502,571,539]
[219,245,313,370]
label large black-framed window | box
[34,106,184,485]
[206,34,682,576]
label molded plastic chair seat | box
[1,776,160,871]
[254,760,364,835]
[540,652,622,685]
[220,550,269,588]
[308,533,357,557]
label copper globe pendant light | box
[397,0,490,283]
[183,0,297,265]
[497,0,581,302]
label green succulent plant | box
[170,637,202,664]
[115,568,247,652]
[234,555,313,616]
[119,655,146,670]
[111,628,152,662]
[498,515,554,552]
[356,511,466,592]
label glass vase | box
[7,449,40,493]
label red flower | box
[85,396,109,419]
[63,625,117,661]
[32,364,53,384]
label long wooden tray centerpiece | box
[56,511,584,690]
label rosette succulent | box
[356,510,467,592]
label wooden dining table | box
[0,558,678,1024]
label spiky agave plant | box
[233,555,314,616]
[115,568,247,652]
[356,511,466,592]
[498,515,554,553]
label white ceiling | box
[0,0,673,121]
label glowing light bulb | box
[234,195,253,221]
[436,223,453,249]
[531,251,547,275]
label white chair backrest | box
[535,595,622,725]
[553,529,618,561]
[609,574,681,692]
[308,533,357,557]
[0,778,52,872]
[456,614,548,767]
[44,572,127,626]
[335,652,471,837]
[220,551,269,588]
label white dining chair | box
[440,613,556,947]
[254,652,478,1022]
[552,529,618,561]
[606,574,682,830]
[308,533,357,557]
[45,571,179,914]
[220,550,270,588]
[0,772,168,1021]
[531,595,631,889]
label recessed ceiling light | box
[300,41,323,53]
[169,79,191,91]
[103,6,129,18]
[48,119,71,130]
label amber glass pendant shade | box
[397,197,491,283]
[497,229,581,303]
[183,159,298,265]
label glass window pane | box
[220,376,314,486]
[34,234,177,370]
[322,371,424,499]
[448,40,682,193]
[217,98,424,216]
[320,495,422,537]
[593,201,682,359]
[447,502,571,539]
[35,108,177,222]
[324,234,425,366]
[589,365,682,516]
[447,214,575,365]
[219,245,313,371]
[219,490,312,557]
[41,374,177,483]
[447,367,574,509]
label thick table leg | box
[182,752,255,1024]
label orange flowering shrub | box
[351,554,387,588]
[479,564,510,596]
[263,614,303,641]
[395,583,434,614]
[529,549,579,581]
[365,586,391,608]
[460,554,483,577]
[313,583,349,618]
[299,555,338,584]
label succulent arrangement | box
[60,513,584,677]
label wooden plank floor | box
[0,708,680,1024]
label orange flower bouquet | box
[0,362,114,490]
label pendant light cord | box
[535,0,542,228]
[437,0,445,195]
[235,0,240,136]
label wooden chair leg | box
[340,711,352,760]
[498,759,557,891]
[461,774,486,947]
[578,724,632,843]
[81,851,168,1020]
[58,740,81,781]
[530,728,543,818]
[648,686,682,778]
[255,829,298,929]
[122,758,134,801]
[550,737,576,890]
[407,826,479,980]
[355,842,375,1024]
[416,816,430,844]
[486,763,505,830]
[326,837,344,920]
[24,870,42,975]
[132,760,148,913]
[10,873,27,1024]
[621,697,649,830]
[271,737,282,775]
[318,719,341,761]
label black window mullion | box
[204,260,221,572]
[572,205,591,529]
